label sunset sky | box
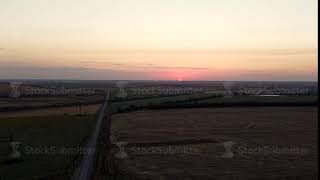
[0,0,318,81]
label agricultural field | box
[110,93,219,113]
[0,96,104,112]
[111,107,318,180]
[0,82,105,112]
[110,94,318,114]
[196,95,318,104]
[0,80,317,179]
[0,114,97,179]
[0,104,101,118]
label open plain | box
[111,107,318,180]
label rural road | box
[72,91,109,180]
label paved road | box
[72,91,109,180]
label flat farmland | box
[0,103,100,118]
[0,96,104,112]
[111,107,318,180]
[0,114,97,179]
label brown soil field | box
[111,107,318,180]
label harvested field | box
[0,95,104,112]
[111,107,318,180]
[0,103,101,118]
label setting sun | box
[0,0,317,81]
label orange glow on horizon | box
[0,0,317,81]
